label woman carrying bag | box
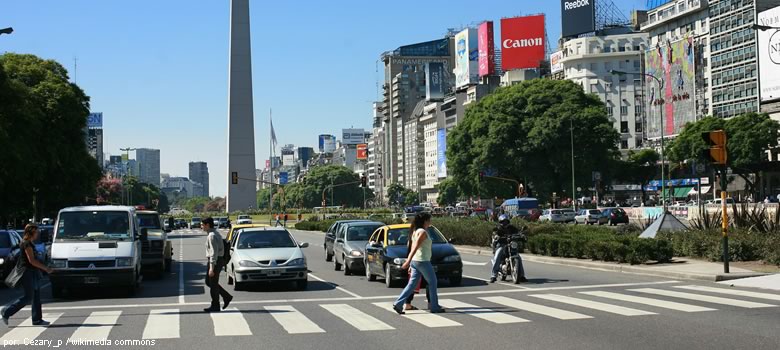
[2,224,53,326]
[392,212,444,314]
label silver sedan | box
[226,227,309,291]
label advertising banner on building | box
[550,50,564,74]
[455,28,479,88]
[561,0,596,37]
[341,128,365,145]
[356,143,368,160]
[758,6,780,102]
[319,134,336,153]
[500,15,546,71]
[279,172,288,185]
[87,112,103,128]
[478,21,495,77]
[437,129,447,178]
[265,159,270,169]
[282,154,295,166]
[644,37,696,139]
[425,62,445,101]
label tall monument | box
[226,0,257,212]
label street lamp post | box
[570,117,576,211]
[610,69,667,212]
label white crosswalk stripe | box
[673,285,780,302]
[580,291,716,312]
[142,309,180,339]
[373,302,462,328]
[480,296,592,320]
[211,308,252,336]
[0,313,62,344]
[264,305,325,334]
[630,288,777,309]
[530,294,656,316]
[70,310,122,341]
[438,299,530,324]
[321,304,394,331]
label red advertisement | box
[265,159,270,169]
[356,144,368,160]
[478,21,495,77]
[500,15,546,71]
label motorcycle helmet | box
[498,214,510,225]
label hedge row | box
[657,230,780,265]
[528,233,673,265]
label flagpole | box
[269,108,273,225]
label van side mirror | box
[140,228,149,241]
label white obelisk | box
[226,0,257,212]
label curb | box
[454,245,769,282]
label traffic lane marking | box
[27,280,680,311]
[309,273,362,298]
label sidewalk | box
[454,244,768,282]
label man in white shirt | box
[203,217,232,312]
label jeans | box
[205,259,231,308]
[393,261,440,311]
[491,246,525,278]
[2,270,42,322]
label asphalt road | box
[0,227,778,350]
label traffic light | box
[231,172,238,184]
[702,130,727,165]
[360,174,367,188]
[377,164,383,178]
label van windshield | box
[138,214,161,229]
[57,211,132,241]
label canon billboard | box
[561,0,596,37]
[478,21,495,77]
[500,15,546,71]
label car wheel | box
[334,255,342,271]
[365,260,376,281]
[295,279,308,291]
[325,247,333,262]
[450,275,462,286]
[343,256,351,276]
[50,282,64,299]
[384,264,395,288]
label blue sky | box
[2,0,645,196]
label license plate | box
[84,277,99,284]
[266,269,281,276]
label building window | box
[620,140,629,149]
[635,122,643,132]
[621,121,629,133]
[620,105,629,115]
[634,60,640,69]
[606,106,614,116]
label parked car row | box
[324,220,463,288]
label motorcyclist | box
[490,214,527,283]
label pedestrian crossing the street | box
[0,285,776,342]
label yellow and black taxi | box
[226,223,269,242]
[364,224,462,288]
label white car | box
[236,215,252,225]
[575,209,608,225]
[539,209,568,223]
[226,227,309,291]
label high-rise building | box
[189,161,209,197]
[296,147,314,169]
[84,112,104,167]
[135,148,161,187]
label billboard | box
[282,154,295,166]
[319,134,336,153]
[278,172,288,185]
[561,0,596,37]
[341,128,365,145]
[478,21,495,77]
[644,38,696,139]
[500,15,546,71]
[550,50,564,74]
[454,28,478,88]
[265,159,270,169]
[87,112,103,128]
[758,6,780,102]
[437,129,447,178]
[356,143,368,160]
[425,62,445,101]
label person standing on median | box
[202,217,232,313]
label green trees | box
[0,53,102,222]
[446,79,619,201]
[436,178,460,206]
[256,165,374,210]
[386,183,418,207]
[625,149,660,205]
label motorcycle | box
[492,233,526,284]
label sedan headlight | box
[49,259,66,268]
[239,260,262,267]
[286,258,305,266]
[349,250,363,257]
[393,258,407,265]
[0,258,4,265]
[116,257,133,267]
[442,255,461,263]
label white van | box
[49,206,144,297]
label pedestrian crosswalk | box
[0,285,776,342]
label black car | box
[0,230,22,279]
[174,219,187,229]
[364,224,462,288]
[332,221,384,275]
[324,220,370,262]
[601,207,629,225]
